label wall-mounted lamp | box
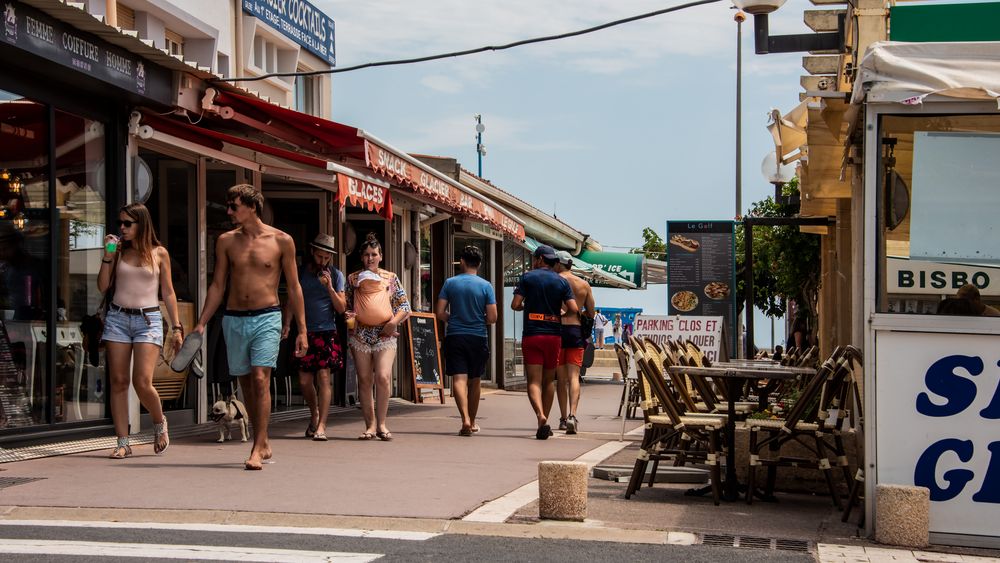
[732,0,845,55]
[12,213,26,231]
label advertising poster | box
[666,221,737,355]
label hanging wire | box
[216,0,722,83]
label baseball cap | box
[533,244,557,260]
[555,250,573,267]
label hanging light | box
[12,213,26,231]
[8,176,21,194]
[0,170,9,181]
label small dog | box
[209,395,249,443]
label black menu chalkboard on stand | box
[406,312,445,404]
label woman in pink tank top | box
[97,203,184,459]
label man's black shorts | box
[561,325,587,349]
[444,334,489,378]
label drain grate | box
[0,476,45,490]
[699,533,813,553]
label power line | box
[216,0,721,83]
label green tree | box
[631,227,666,260]
[735,177,821,324]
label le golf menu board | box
[666,221,737,354]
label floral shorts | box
[294,330,343,373]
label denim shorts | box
[102,308,164,346]
[222,309,282,376]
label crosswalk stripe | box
[0,519,438,541]
[0,539,381,562]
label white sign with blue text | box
[875,331,1000,539]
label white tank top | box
[113,258,160,308]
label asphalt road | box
[0,521,814,562]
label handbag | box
[81,254,118,367]
[354,272,393,326]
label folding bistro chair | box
[624,337,680,499]
[615,343,639,419]
[745,354,851,507]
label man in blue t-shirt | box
[282,234,345,441]
[512,244,578,439]
[436,246,497,437]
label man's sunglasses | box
[119,220,135,228]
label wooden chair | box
[745,355,851,507]
[615,344,640,419]
[635,344,726,505]
[624,337,678,499]
[840,345,866,526]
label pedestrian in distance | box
[99,203,184,459]
[435,245,497,437]
[593,310,609,349]
[511,244,578,440]
[613,313,623,345]
[553,251,595,435]
[345,233,411,442]
[282,234,346,442]
[192,184,309,470]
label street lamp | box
[474,114,486,177]
[761,151,795,204]
[735,9,745,220]
[731,0,845,55]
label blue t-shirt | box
[439,273,496,337]
[299,263,345,332]
[513,268,574,336]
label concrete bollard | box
[538,461,588,521]
[875,484,930,548]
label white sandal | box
[153,419,169,455]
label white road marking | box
[462,440,631,523]
[0,539,380,562]
[0,519,438,541]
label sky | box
[312,0,938,348]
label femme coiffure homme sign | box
[243,0,336,66]
[875,331,1000,539]
[1,1,171,104]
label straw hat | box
[310,233,337,253]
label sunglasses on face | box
[119,220,135,228]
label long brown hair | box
[120,203,160,267]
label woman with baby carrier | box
[345,233,410,441]
[98,203,184,459]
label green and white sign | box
[575,250,644,289]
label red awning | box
[337,174,392,220]
[207,88,525,240]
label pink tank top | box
[113,258,160,308]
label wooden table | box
[666,364,815,502]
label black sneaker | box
[566,415,578,435]
[535,424,551,440]
[558,418,567,431]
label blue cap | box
[533,244,558,260]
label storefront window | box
[56,109,105,424]
[502,241,530,381]
[878,114,1000,316]
[0,89,51,428]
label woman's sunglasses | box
[119,220,136,228]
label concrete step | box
[590,359,620,368]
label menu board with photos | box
[666,221,737,355]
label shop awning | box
[203,88,525,240]
[852,41,1000,107]
[575,250,645,289]
[520,237,637,290]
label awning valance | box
[204,88,525,240]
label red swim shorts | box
[558,347,585,367]
[521,335,561,369]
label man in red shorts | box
[512,244,578,439]
[554,251,595,435]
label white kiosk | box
[855,42,1000,548]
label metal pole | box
[744,217,754,359]
[477,129,483,177]
[735,11,744,219]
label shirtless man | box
[553,251,595,435]
[192,184,308,470]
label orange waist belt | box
[528,313,560,323]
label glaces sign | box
[875,331,1000,539]
[243,0,335,66]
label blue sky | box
[314,0,946,347]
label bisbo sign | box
[875,331,1000,539]
[887,258,999,296]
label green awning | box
[574,250,645,289]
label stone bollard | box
[875,484,930,548]
[538,461,588,521]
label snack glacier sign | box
[875,331,1000,540]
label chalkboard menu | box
[666,221,737,355]
[406,312,445,403]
